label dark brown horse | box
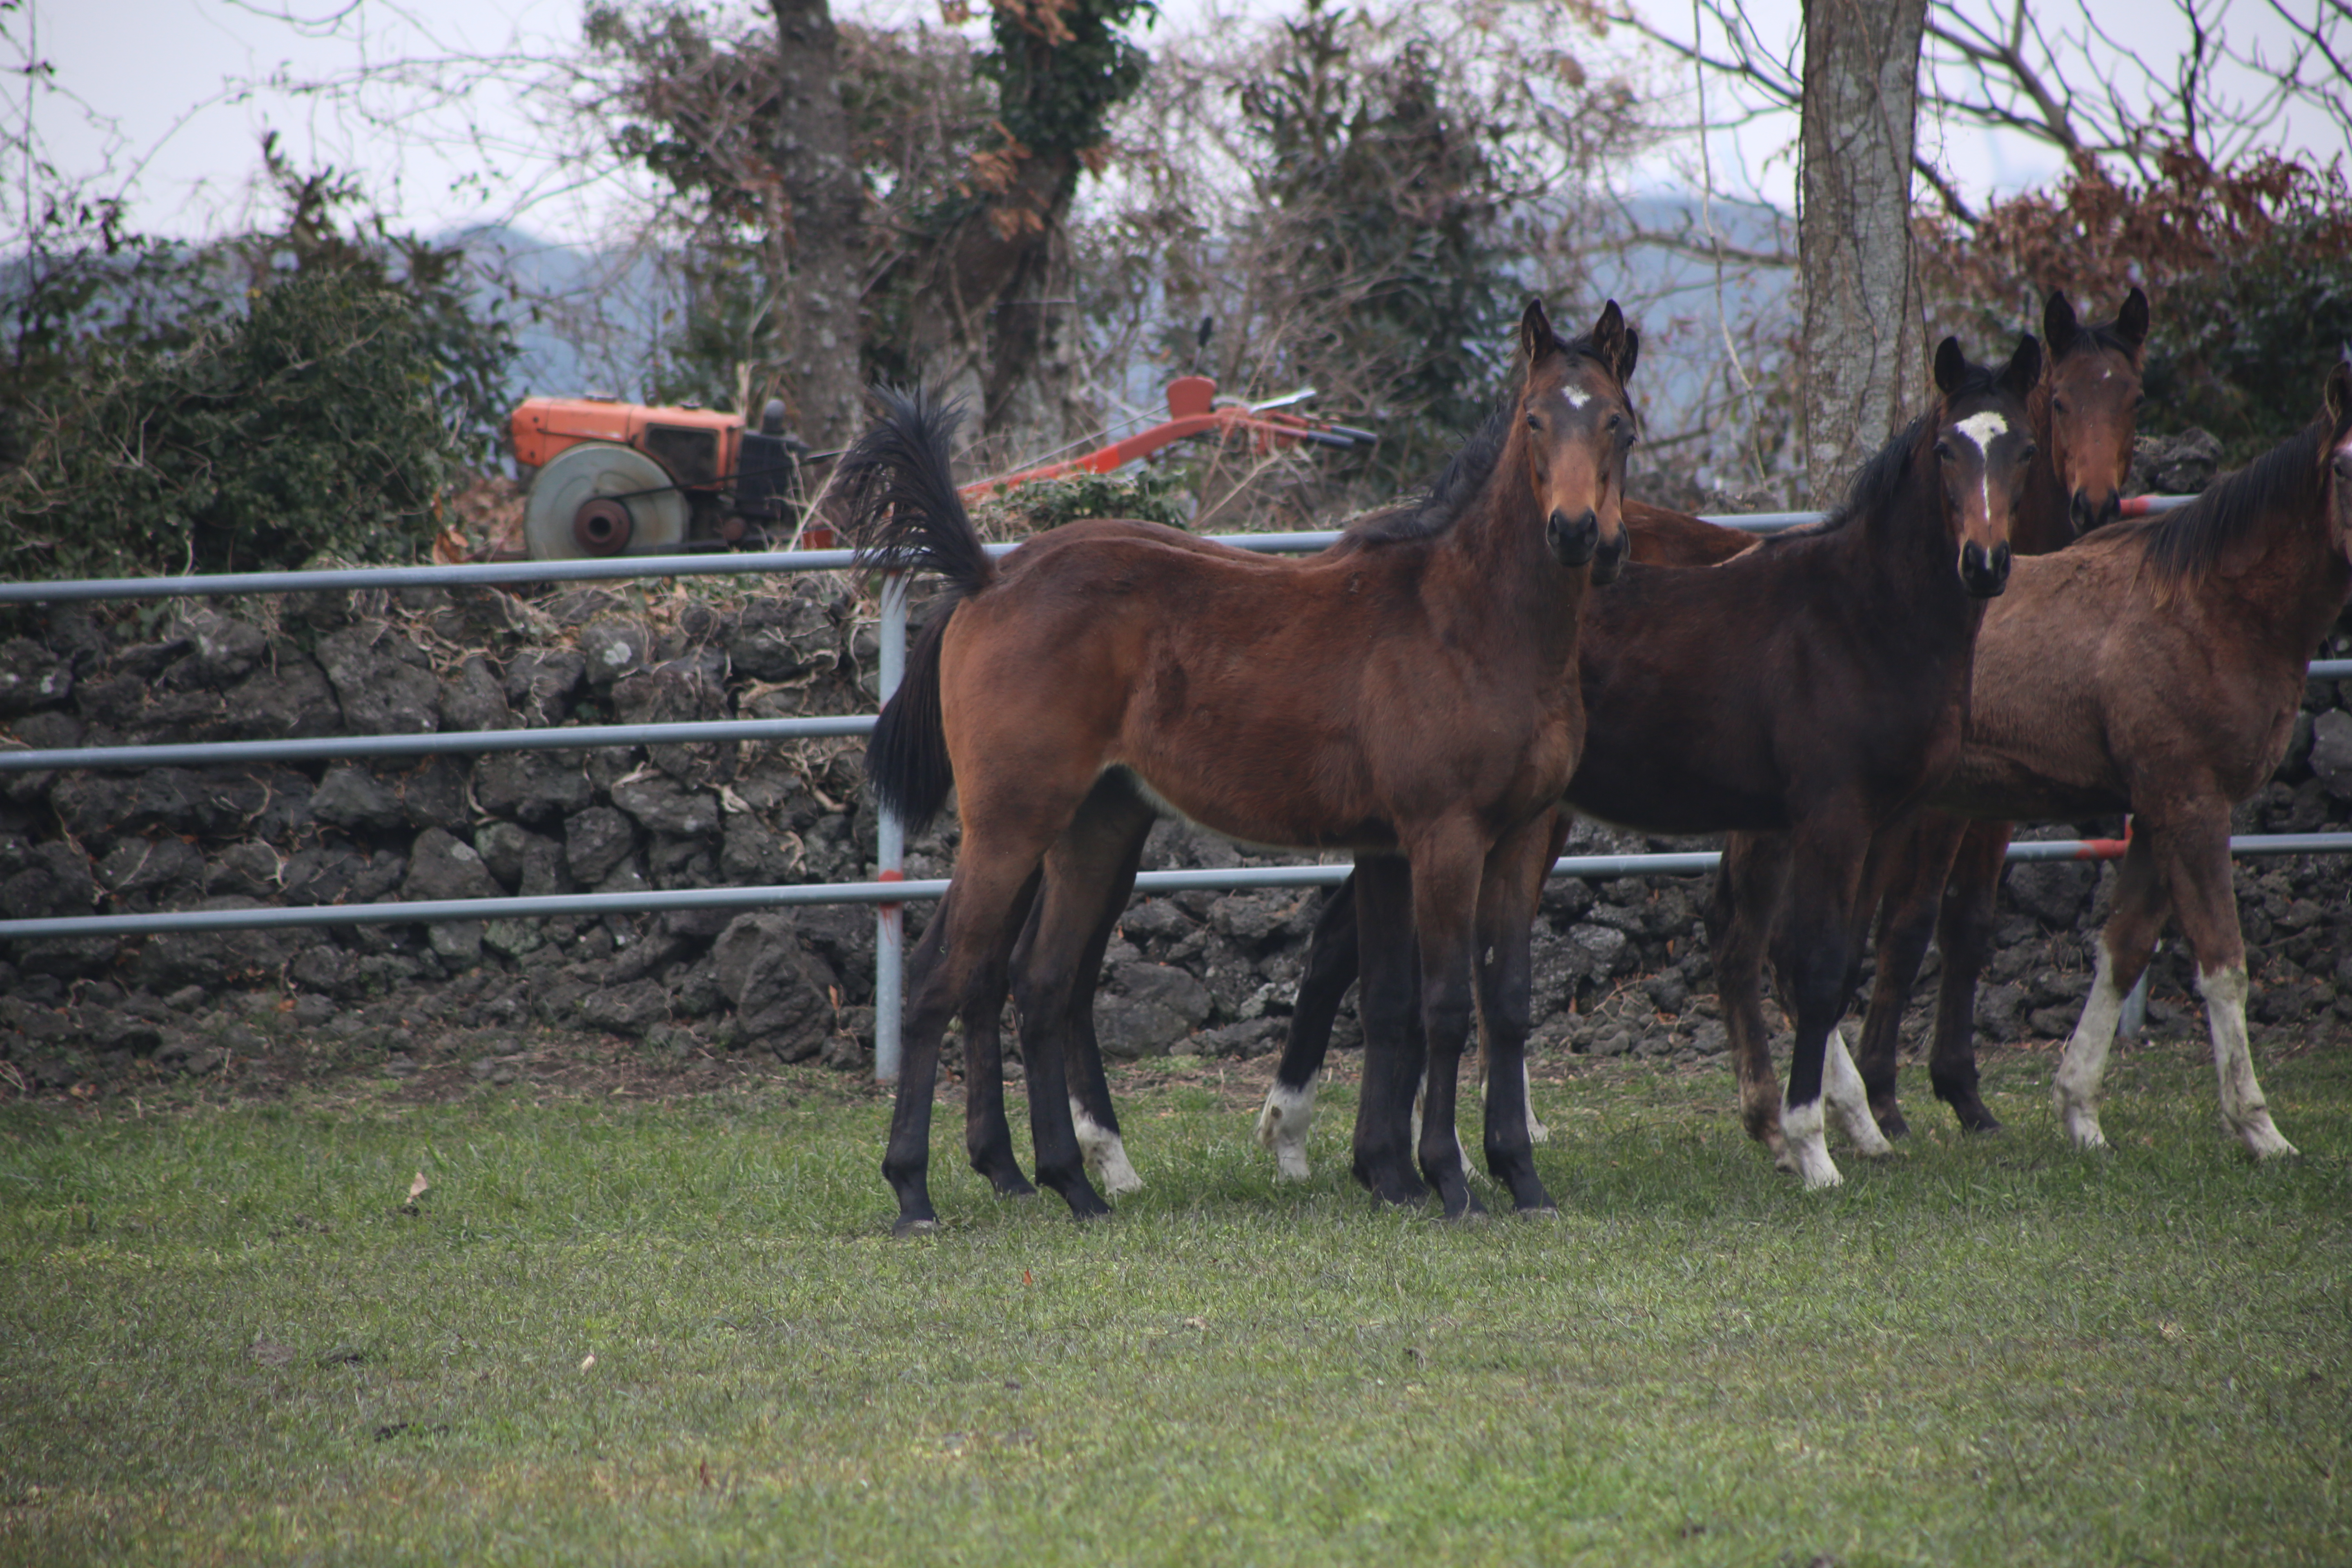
[1895,352,2352,1156]
[1246,332,2040,1190]
[1835,288,2150,1136]
[842,300,1637,1231]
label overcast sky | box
[10,0,2340,248]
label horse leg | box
[962,887,1036,1199]
[1707,832,1793,1164]
[1775,822,1874,1190]
[1349,856,1429,1207]
[1405,824,1491,1221]
[2052,825,2167,1151]
[884,854,1046,1234]
[1922,822,2011,1133]
[2144,816,2296,1159]
[1851,813,1969,1138]
[1013,775,1158,1204]
[1256,879,1358,1182]
[1474,816,1557,1214]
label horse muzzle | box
[1959,539,2012,598]
[1547,508,1599,568]
[2069,488,2121,537]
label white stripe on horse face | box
[1557,384,1590,410]
[1954,411,2009,524]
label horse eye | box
[1607,414,1621,431]
[1526,414,1541,431]
[2051,397,2069,414]
[1935,442,1954,462]
[2019,444,2038,465]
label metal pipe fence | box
[4,496,2347,1083]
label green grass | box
[1,1040,2347,1566]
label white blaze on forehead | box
[1556,384,1590,410]
[1952,410,2009,451]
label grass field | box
[1,1037,2346,1566]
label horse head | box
[2325,345,2352,562]
[2042,287,2149,537]
[1518,297,1639,584]
[1931,331,2042,597]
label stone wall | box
[1,551,2348,1093]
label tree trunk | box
[1797,0,1928,509]
[768,0,866,450]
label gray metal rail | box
[6,835,2348,943]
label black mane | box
[2135,422,2325,586]
[1346,327,1619,547]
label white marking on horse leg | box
[1070,1098,1143,1196]
[1521,1060,1550,1145]
[1823,1023,1894,1158]
[2052,947,2129,1149]
[1781,1097,1842,1189]
[2198,966,2298,1159]
[1254,1076,1319,1183]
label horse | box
[1832,287,2151,1136]
[1888,350,2351,1158]
[840,298,1638,1232]
[1242,332,2039,1191]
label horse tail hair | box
[868,608,956,833]
[835,385,993,597]
[834,386,987,833]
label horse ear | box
[1520,298,1558,366]
[2326,349,2352,438]
[2000,333,2043,401]
[1619,326,1640,386]
[1933,336,1969,395]
[1589,299,1628,381]
[2116,286,2151,355]
[2043,290,2078,359]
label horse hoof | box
[892,1216,940,1238]
[982,1171,1038,1199]
[1873,1104,1911,1140]
[1517,1203,1561,1220]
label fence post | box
[874,571,907,1083]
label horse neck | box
[2015,381,2075,557]
[1441,441,1584,668]
[2231,459,2352,660]
[1856,427,1984,650]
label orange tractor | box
[508,378,1374,560]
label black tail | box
[836,387,991,833]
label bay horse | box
[1246,332,2040,1191]
[1898,351,2352,1157]
[1835,287,2150,1136]
[842,299,1637,1232]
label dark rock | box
[224,647,342,739]
[315,624,441,735]
[577,979,670,1038]
[289,945,359,1000]
[2130,427,2223,497]
[579,617,652,688]
[517,833,571,898]
[725,586,840,681]
[2006,860,2095,927]
[711,913,840,1059]
[503,648,585,726]
[473,820,540,887]
[611,775,720,838]
[126,900,299,991]
[1096,961,1214,1058]
[165,609,269,688]
[1643,971,1690,1014]
[440,654,514,734]
[1189,1017,1285,1059]
[311,766,407,834]
[566,807,638,884]
[474,751,593,825]
[1974,981,2029,1041]
[720,813,803,883]
[2312,710,2352,803]
[83,1008,160,1054]
[1568,923,1634,977]
[290,993,337,1029]
[1,841,97,918]
[399,759,472,835]
[154,1038,226,1076]
[0,638,73,717]
[97,836,205,903]
[403,829,504,904]
[429,920,486,966]
[205,841,285,900]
